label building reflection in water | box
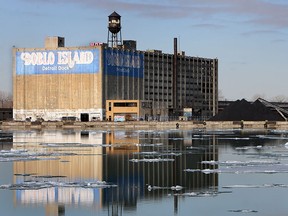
[0,131,13,150]
[12,129,218,216]
[103,130,218,215]
[13,130,103,216]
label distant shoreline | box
[1,120,288,130]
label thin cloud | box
[241,30,282,37]
[271,39,287,43]
[191,23,226,29]
[22,0,288,28]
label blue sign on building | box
[104,49,144,78]
[16,49,100,75]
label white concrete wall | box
[13,109,105,121]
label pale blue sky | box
[1,0,288,100]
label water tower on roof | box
[107,11,123,48]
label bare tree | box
[0,91,13,108]
[251,93,267,101]
[270,95,288,103]
[218,89,226,101]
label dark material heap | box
[209,98,288,121]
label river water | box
[1,128,288,216]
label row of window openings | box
[145,83,213,89]
[144,62,216,67]
[144,87,204,92]
[143,97,205,104]
[145,78,213,83]
[144,93,213,100]
[145,66,213,72]
[145,58,214,64]
[145,62,213,66]
[148,91,207,96]
[145,72,214,78]
[144,97,172,102]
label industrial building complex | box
[13,12,218,122]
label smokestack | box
[173,38,178,109]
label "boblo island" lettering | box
[20,51,94,69]
[106,53,141,68]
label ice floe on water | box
[40,142,114,148]
[218,137,251,140]
[0,148,76,162]
[235,145,263,150]
[255,135,288,140]
[169,189,232,198]
[130,158,175,163]
[228,209,258,213]
[201,160,218,165]
[135,143,163,147]
[185,159,288,174]
[147,185,183,191]
[184,169,220,174]
[186,146,209,151]
[0,181,54,190]
[223,183,288,189]
[0,180,117,190]
[201,160,280,166]
[201,169,220,174]
[132,151,182,157]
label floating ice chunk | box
[235,145,262,150]
[256,134,288,140]
[147,185,166,191]
[135,143,163,147]
[175,190,226,197]
[183,169,201,172]
[34,175,66,179]
[0,148,78,162]
[186,146,208,150]
[130,158,175,163]
[219,160,280,166]
[171,185,183,191]
[223,184,264,188]
[133,152,182,157]
[219,137,250,140]
[147,185,183,191]
[201,160,218,165]
[0,149,28,155]
[0,180,117,191]
[163,152,182,156]
[147,185,152,191]
[0,184,12,189]
[0,182,54,190]
[82,181,117,188]
[180,192,198,197]
[202,169,219,174]
[133,151,158,155]
[228,209,258,213]
[223,184,288,189]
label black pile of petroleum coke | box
[209,99,287,121]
